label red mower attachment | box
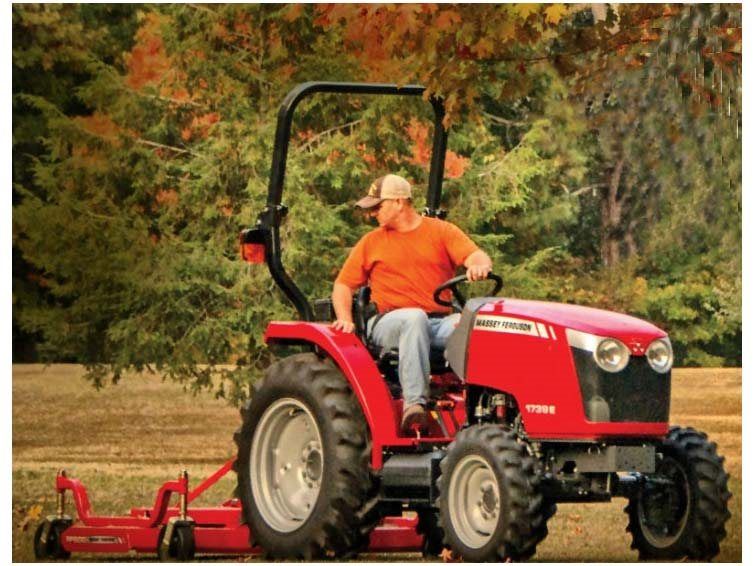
[34,458,425,561]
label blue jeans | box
[367,308,461,406]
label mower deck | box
[42,457,424,559]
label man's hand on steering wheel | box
[433,272,503,310]
[466,264,492,282]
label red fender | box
[264,321,417,468]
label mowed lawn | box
[12,364,741,562]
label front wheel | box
[234,353,378,559]
[437,425,554,561]
[626,426,732,560]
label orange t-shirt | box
[335,217,479,313]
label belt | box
[375,310,451,319]
[427,311,452,318]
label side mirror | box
[239,228,266,264]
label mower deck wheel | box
[157,520,195,562]
[33,518,72,560]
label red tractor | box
[236,82,731,562]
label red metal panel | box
[264,321,416,468]
[193,525,260,554]
[466,304,668,440]
[61,514,427,556]
[482,298,667,352]
[62,524,160,554]
[368,516,424,552]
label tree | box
[12,4,742,402]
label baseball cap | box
[355,174,412,209]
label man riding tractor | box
[331,173,493,434]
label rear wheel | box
[437,425,553,562]
[626,426,731,560]
[234,353,378,559]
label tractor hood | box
[478,298,667,347]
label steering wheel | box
[433,273,503,311]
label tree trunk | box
[600,158,625,267]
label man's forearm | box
[332,283,354,323]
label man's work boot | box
[401,403,428,435]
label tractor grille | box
[571,348,671,423]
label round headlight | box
[646,338,673,373]
[594,338,630,373]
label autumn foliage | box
[12,4,742,395]
[125,13,171,90]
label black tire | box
[626,426,732,560]
[416,509,445,558]
[33,519,71,560]
[157,522,196,561]
[234,353,378,559]
[174,525,196,561]
[437,425,553,562]
[33,521,48,560]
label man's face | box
[368,199,401,228]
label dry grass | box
[12,365,741,562]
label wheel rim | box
[448,454,500,549]
[638,456,692,548]
[250,398,324,533]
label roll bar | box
[250,82,449,321]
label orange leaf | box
[171,88,190,102]
[125,13,172,90]
[513,4,540,19]
[440,547,461,562]
[472,37,495,58]
[498,20,517,42]
[19,504,43,532]
[76,112,121,140]
[444,151,469,179]
[544,4,567,25]
[155,189,179,206]
[406,119,431,167]
[283,4,304,22]
[435,9,462,31]
[182,112,220,141]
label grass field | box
[12,364,741,562]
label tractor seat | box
[368,345,450,377]
[314,287,454,391]
[350,287,452,387]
